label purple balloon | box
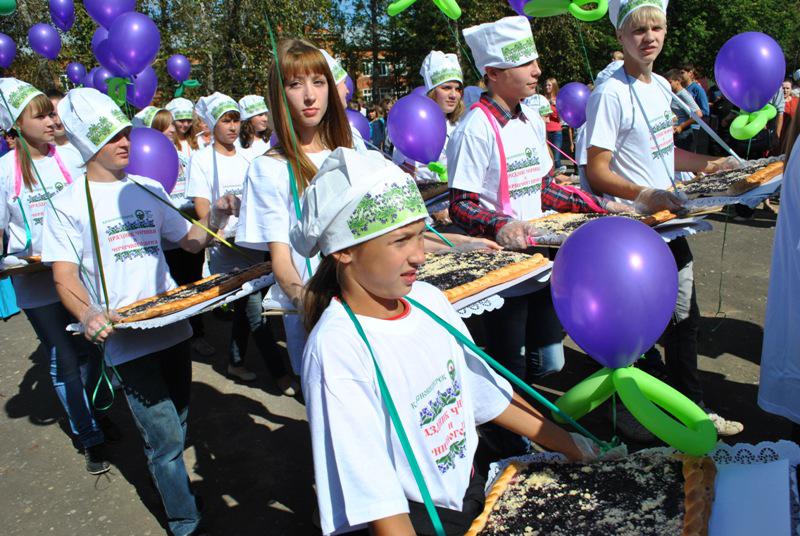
[346,108,370,141]
[0,135,8,157]
[92,66,114,93]
[83,67,100,88]
[715,32,786,112]
[28,23,61,60]
[126,66,158,109]
[108,12,160,76]
[388,94,447,164]
[84,0,135,28]
[508,0,530,17]
[91,26,107,51]
[556,82,590,128]
[66,61,85,84]
[344,74,354,104]
[126,127,179,194]
[0,32,15,68]
[94,42,126,76]
[166,54,191,83]
[49,0,74,31]
[411,85,428,97]
[269,132,278,147]
[550,217,678,369]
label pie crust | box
[465,454,716,536]
[116,262,271,323]
[527,211,677,246]
[418,251,549,303]
[676,160,784,199]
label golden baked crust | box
[0,255,49,277]
[527,211,678,246]
[466,455,716,535]
[731,161,784,195]
[116,262,271,323]
[677,160,784,198]
[440,253,548,303]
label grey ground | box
[0,207,792,535]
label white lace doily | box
[486,440,800,533]
[456,295,504,318]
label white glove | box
[570,432,629,463]
[633,188,686,215]
[81,304,119,344]
[0,255,28,269]
[495,220,544,250]
[209,194,240,231]
[715,155,743,172]
[602,200,635,214]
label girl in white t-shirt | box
[186,92,294,391]
[237,38,366,375]
[165,97,197,158]
[292,147,595,536]
[237,95,272,161]
[0,79,108,472]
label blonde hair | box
[267,38,353,195]
[150,109,174,133]
[620,5,667,32]
[545,78,560,99]
[426,85,465,125]
[15,94,54,192]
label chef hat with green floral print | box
[238,95,268,121]
[195,92,238,130]
[0,77,44,131]
[290,148,427,257]
[133,106,169,128]
[165,97,194,121]
[57,88,132,162]
[609,0,668,29]
[319,49,348,85]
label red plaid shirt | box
[449,95,607,238]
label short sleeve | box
[586,89,622,152]
[447,119,494,194]
[41,197,83,265]
[303,332,410,533]
[678,90,700,113]
[185,152,212,201]
[235,157,291,249]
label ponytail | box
[303,255,342,331]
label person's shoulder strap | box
[470,102,512,216]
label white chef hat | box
[132,106,169,128]
[319,49,348,85]
[195,92,238,131]
[57,88,132,162]
[290,147,428,258]
[238,95,269,121]
[0,78,44,131]
[420,51,463,92]
[609,0,668,29]
[165,97,194,121]
[463,16,538,76]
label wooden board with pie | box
[466,452,716,536]
[675,159,784,199]
[0,255,49,277]
[116,262,271,323]
[528,210,678,246]
[417,250,549,304]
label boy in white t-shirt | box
[291,148,599,535]
[42,88,238,535]
[585,0,743,438]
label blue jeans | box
[229,291,288,379]
[483,288,565,380]
[24,302,104,449]
[547,130,563,169]
[116,342,200,536]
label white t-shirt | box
[236,151,330,303]
[41,175,193,366]
[177,138,193,159]
[168,151,193,212]
[185,145,252,238]
[304,282,513,535]
[0,147,83,308]
[392,121,458,183]
[235,137,270,162]
[447,102,553,221]
[522,93,551,120]
[586,69,676,193]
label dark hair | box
[664,69,684,84]
[239,114,271,149]
[45,88,64,99]
[303,255,342,331]
[681,64,699,78]
[782,106,800,159]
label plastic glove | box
[209,194,240,230]
[0,255,28,269]
[81,304,119,344]
[602,200,635,214]
[570,432,629,463]
[633,188,686,215]
[495,220,543,250]
[707,155,743,174]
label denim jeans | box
[229,291,288,379]
[24,302,104,449]
[116,342,200,536]
[547,130,563,169]
[483,289,565,380]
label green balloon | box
[730,107,772,141]
[553,367,616,423]
[568,0,608,22]
[0,0,16,16]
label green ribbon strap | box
[340,299,446,536]
[425,223,455,248]
[175,79,201,98]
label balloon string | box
[711,209,730,330]
[444,15,482,82]
[574,19,594,83]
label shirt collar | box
[478,94,528,127]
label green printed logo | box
[616,0,663,26]
[501,37,537,65]
[430,68,463,88]
[7,83,40,109]
[347,178,427,239]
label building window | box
[376,61,389,77]
[361,88,373,103]
[361,61,373,76]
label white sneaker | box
[227,365,256,382]
[707,413,744,436]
